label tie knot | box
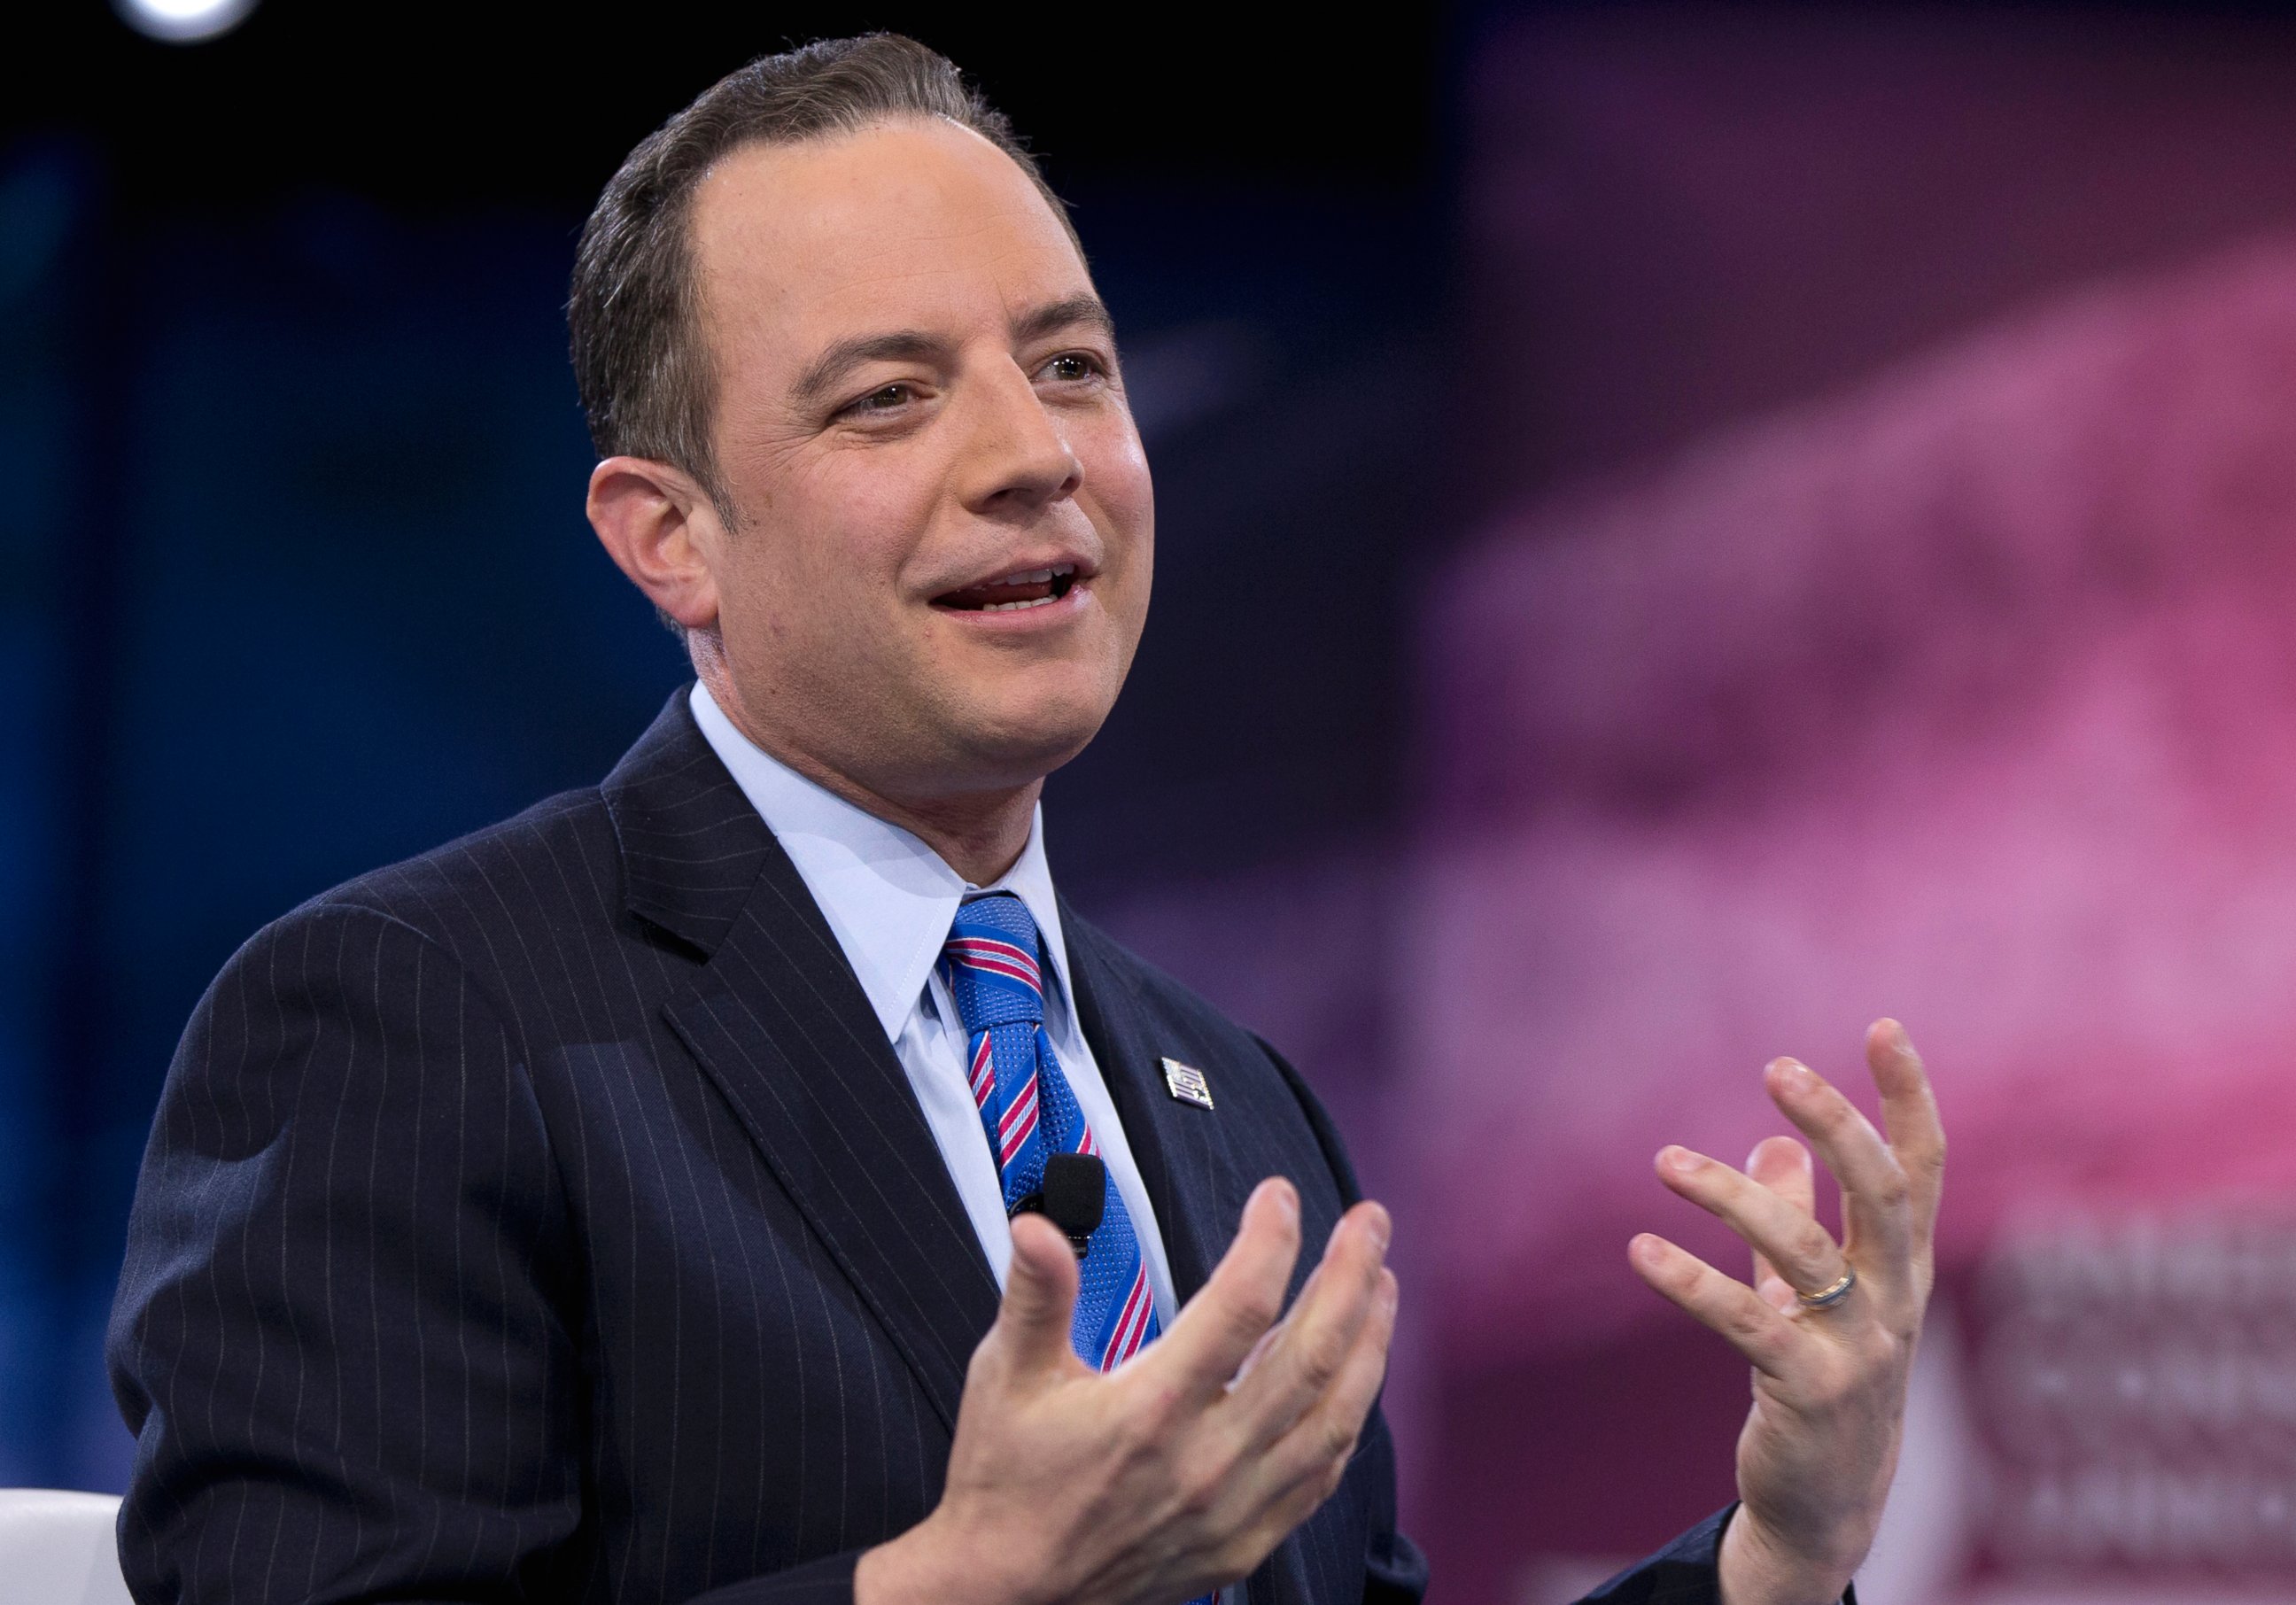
[942,894,1046,1027]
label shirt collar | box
[687,681,1075,1044]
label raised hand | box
[1630,1020,1945,1605]
[857,1178,1400,1605]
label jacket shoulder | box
[313,786,617,934]
[230,786,628,1003]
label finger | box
[1225,1199,1392,1448]
[1156,1178,1306,1400]
[1746,1136,1813,1309]
[1764,1057,1913,1270]
[1656,1145,1846,1303]
[1276,1267,1395,1515]
[1867,1019,1944,1235]
[1629,1233,1801,1376]
[1248,1266,1400,1535]
[997,1211,1086,1377]
[1222,1201,1386,1399]
[1229,1314,1283,1392]
[1749,1135,1814,1213]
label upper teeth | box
[959,563,1078,611]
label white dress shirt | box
[689,681,1181,1329]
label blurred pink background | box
[1107,8,2296,1600]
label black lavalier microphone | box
[1009,1152,1106,1258]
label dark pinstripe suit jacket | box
[109,690,1734,1604]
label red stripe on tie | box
[1121,1268,1152,1359]
[1123,1276,1157,1363]
[1118,1268,1155,1364]
[1098,1273,1137,1369]
[1102,1264,1152,1370]
[968,1035,994,1106]
[950,936,1040,980]
[997,1082,1040,1165]
[996,1074,1037,1141]
[998,1100,1039,1166]
[955,953,1042,990]
[949,934,1039,968]
[1078,1126,1098,1158]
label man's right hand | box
[855,1179,1399,1605]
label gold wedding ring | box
[1796,1269,1857,1311]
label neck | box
[857,781,1041,888]
[696,659,1041,887]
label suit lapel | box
[1060,901,1245,1307]
[605,690,999,1431]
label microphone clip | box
[1010,1151,1107,1260]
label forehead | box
[689,120,1092,363]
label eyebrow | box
[789,293,1119,412]
[1012,293,1117,348]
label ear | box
[586,455,726,631]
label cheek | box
[750,454,930,604]
[1082,423,1156,589]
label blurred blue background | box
[1,0,1454,1498]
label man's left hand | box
[1631,1020,1945,1605]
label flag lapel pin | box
[1160,1057,1214,1111]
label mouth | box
[932,563,1082,614]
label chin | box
[946,682,1118,787]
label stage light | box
[115,0,259,43]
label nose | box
[956,358,1084,515]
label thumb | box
[996,1212,1083,1375]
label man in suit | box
[108,35,1944,1605]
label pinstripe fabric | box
[106,687,1732,1604]
[108,689,1434,1605]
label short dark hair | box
[568,34,1076,508]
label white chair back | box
[0,1491,131,1605]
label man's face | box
[685,119,1153,807]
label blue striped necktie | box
[942,896,1219,1604]
[940,893,1160,1370]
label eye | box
[1042,353,1104,383]
[850,383,913,413]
